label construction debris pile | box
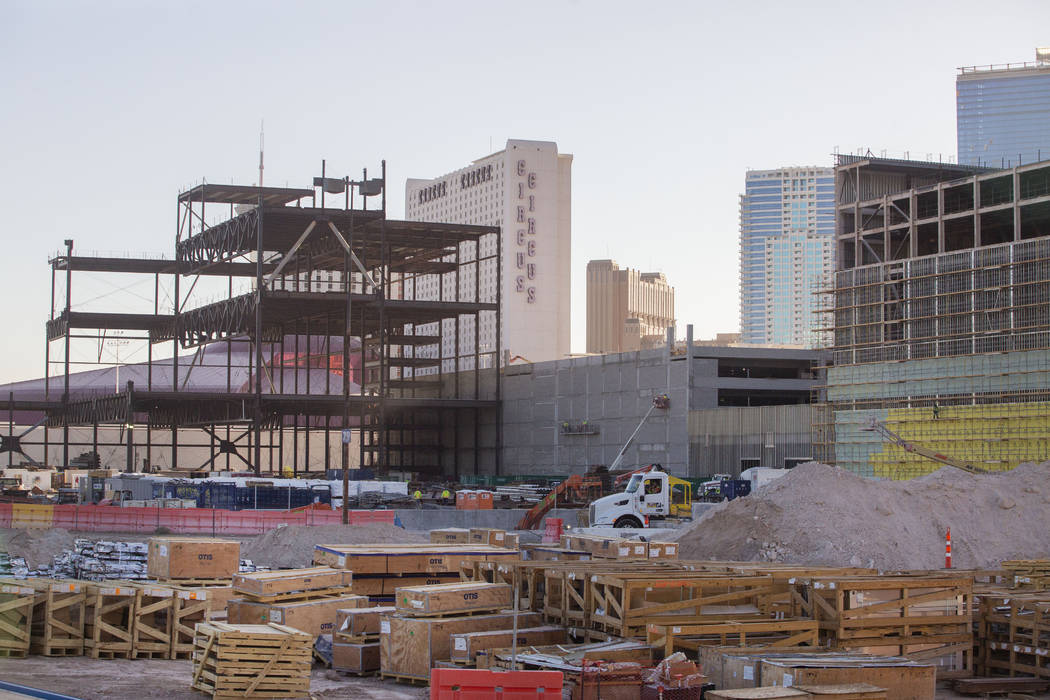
[674,461,1050,570]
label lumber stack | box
[191,622,311,699]
[0,581,35,658]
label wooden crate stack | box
[1001,560,1050,590]
[789,574,974,678]
[314,543,520,599]
[147,537,240,585]
[228,567,362,637]
[379,580,543,683]
[0,581,35,658]
[332,604,395,675]
[191,621,311,699]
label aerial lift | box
[861,416,988,474]
[515,394,672,530]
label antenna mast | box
[259,120,265,187]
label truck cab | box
[589,468,691,528]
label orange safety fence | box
[5,503,394,535]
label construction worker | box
[441,488,451,504]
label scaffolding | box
[6,163,503,479]
[814,156,1050,478]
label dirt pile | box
[0,528,81,569]
[674,461,1050,570]
[240,523,427,569]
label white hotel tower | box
[405,139,573,365]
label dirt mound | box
[674,461,1050,570]
[240,523,427,569]
[0,528,80,569]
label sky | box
[1,0,1048,384]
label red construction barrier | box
[430,669,563,700]
[0,502,12,528]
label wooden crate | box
[351,573,458,598]
[314,543,519,576]
[228,594,367,637]
[172,588,213,659]
[232,567,352,601]
[379,610,543,681]
[561,534,648,560]
[646,542,679,560]
[706,689,810,699]
[699,646,826,689]
[761,655,935,700]
[395,581,512,616]
[336,605,396,641]
[332,640,381,674]
[647,618,820,657]
[449,624,568,663]
[132,584,174,659]
[148,537,240,580]
[976,592,1050,680]
[795,684,888,699]
[25,579,85,656]
[589,572,775,638]
[431,528,471,544]
[191,622,311,699]
[469,528,510,546]
[83,582,135,659]
[0,582,36,658]
[790,574,973,677]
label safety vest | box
[413,490,422,499]
[441,490,451,499]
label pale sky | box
[2,0,1048,383]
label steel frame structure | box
[11,163,502,480]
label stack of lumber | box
[789,574,974,678]
[148,537,240,584]
[314,543,519,599]
[1001,559,1050,590]
[332,605,395,675]
[227,567,363,637]
[380,580,539,683]
[975,591,1050,680]
[191,622,311,699]
[0,581,35,658]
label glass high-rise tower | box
[957,48,1050,167]
[739,167,835,347]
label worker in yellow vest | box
[413,489,423,501]
[440,488,451,505]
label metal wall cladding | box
[688,405,815,477]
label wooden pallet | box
[23,579,86,656]
[0,582,35,658]
[84,583,135,659]
[132,584,174,659]
[790,574,974,678]
[646,617,820,657]
[191,622,312,699]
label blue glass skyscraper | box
[957,50,1050,167]
[739,167,835,347]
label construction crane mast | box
[861,417,987,474]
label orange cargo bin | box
[431,668,563,699]
[477,491,494,510]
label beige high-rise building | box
[586,260,675,354]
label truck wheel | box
[614,516,642,529]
